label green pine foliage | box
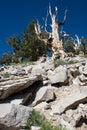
[0,52,12,65]
[0,21,47,65]
[0,19,87,66]
[80,38,87,54]
[54,59,76,67]
[64,38,75,53]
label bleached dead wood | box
[35,4,68,59]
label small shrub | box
[67,60,76,64]
[2,72,11,78]
[23,110,66,130]
[54,59,76,66]
[26,61,35,65]
[54,59,66,66]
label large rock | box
[0,75,42,100]
[32,86,56,106]
[51,91,87,114]
[48,66,69,85]
[0,104,32,130]
[31,65,45,76]
[65,103,87,127]
[0,103,12,118]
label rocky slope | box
[0,56,87,130]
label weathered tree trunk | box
[49,5,66,59]
[35,5,67,59]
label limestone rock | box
[72,77,81,86]
[83,62,87,76]
[79,74,87,83]
[80,86,87,94]
[31,126,41,130]
[0,75,42,100]
[65,103,87,127]
[31,65,45,76]
[43,80,50,86]
[0,104,32,130]
[59,119,74,130]
[65,109,73,119]
[0,103,12,118]
[23,65,32,74]
[32,86,56,106]
[43,60,55,71]
[10,68,26,76]
[0,56,87,130]
[72,76,86,86]
[2,65,25,76]
[11,99,23,105]
[48,66,69,85]
[51,91,87,114]
[34,102,49,110]
[79,65,84,74]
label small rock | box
[0,67,4,72]
[59,119,74,130]
[62,114,70,123]
[34,102,48,110]
[23,65,32,74]
[79,103,85,108]
[31,126,41,130]
[70,68,80,78]
[66,109,73,119]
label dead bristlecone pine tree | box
[35,4,69,59]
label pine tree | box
[5,21,47,64]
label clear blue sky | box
[0,0,87,57]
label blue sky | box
[0,0,87,57]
